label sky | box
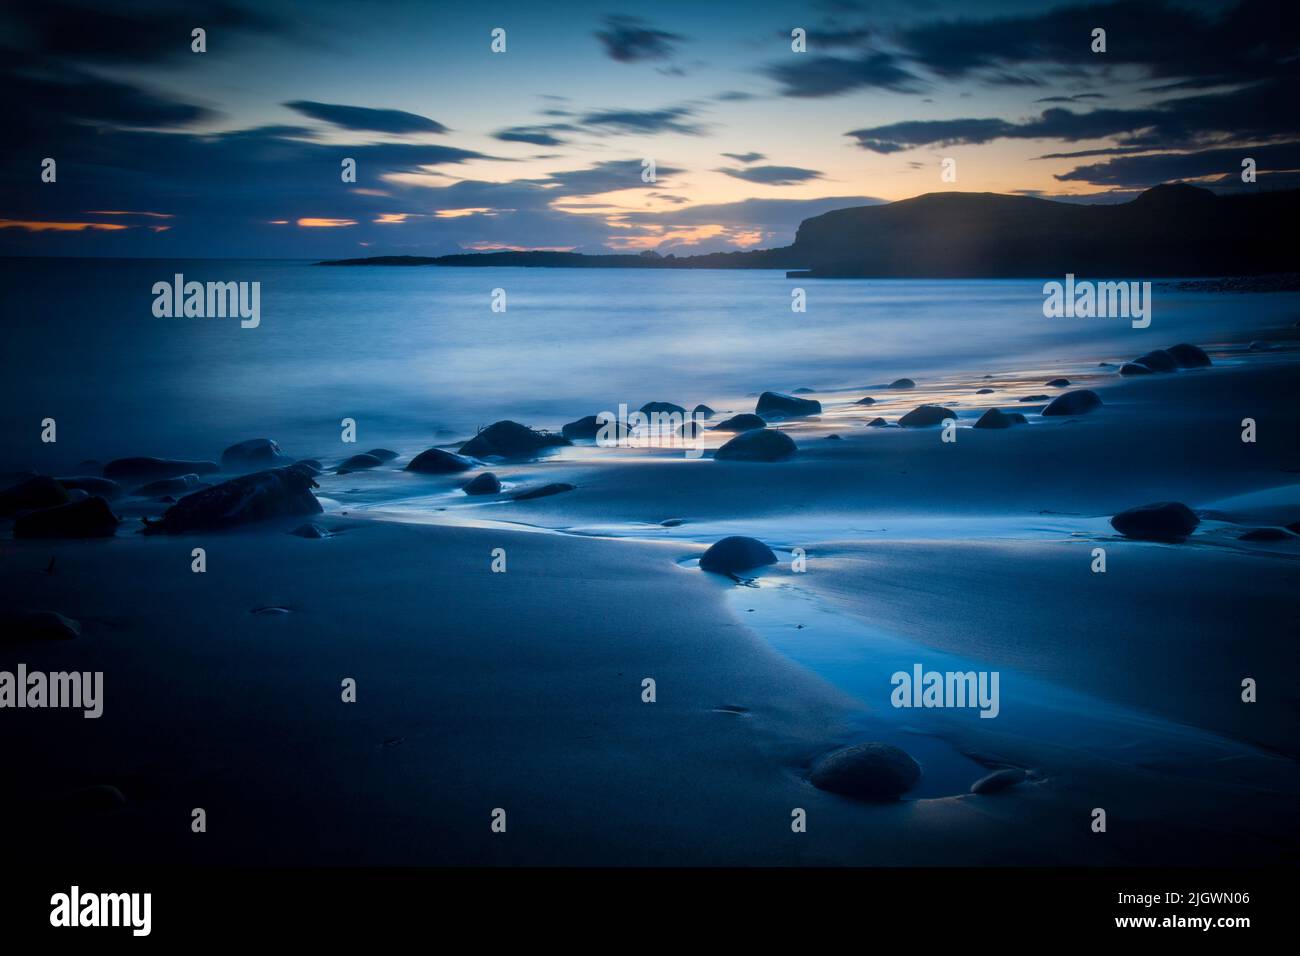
[1,0,1297,257]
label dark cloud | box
[285,101,448,135]
[594,15,685,63]
[765,52,924,97]
[578,106,704,136]
[1054,141,1300,186]
[722,152,766,164]
[493,125,576,146]
[717,165,824,185]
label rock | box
[898,405,956,427]
[1098,361,1116,367]
[1239,527,1292,541]
[406,448,475,474]
[755,391,821,418]
[1018,394,1050,402]
[678,420,705,439]
[854,396,876,405]
[693,404,715,419]
[825,434,842,440]
[1288,520,1300,535]
[1248,340,1274,351]
[290,523,328,539]
[699,535,777,574]
[976,388,993,394]
[103,457,218,482]
[1,610,81,642]
[459,420,571,459]
[562,415,604,440]
[1119,362,1154,375]
[715,429,797,462]
[1042,389,1103,416]
[141,464,321,534]
[973,408,1025,429]
[56,476,122,499]
[809,742,921,801]
[1046,378,1071,387]
[971,768,1026,795]
[867,417,889,427]
[366,448,399,462]
[462,472,502,495]
[337,453,383,474]
[132,473,206,497]
[660,518,684,527]
[0,476,70,516]
[1136,348,1178,372]
[713,413,766,432]
[220,438,288,471]
[888,378,916,388]
[297,459,323,473]
[1110,501,1199,542]
[14,497,119,538]
[792,387,816,394]
[640,402,686,417]
[1167,343,1211,368]
[512,482,575,501]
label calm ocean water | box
[2,257,1295,470]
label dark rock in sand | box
[14,496,118,538]
[898,405,956,427]
[56,476,122,499]
[678,420,705,439]
[1018,394,1050,402]
[459,420,571,459]
[792,387,816,394]
[0,476,70,516]
[298,458,323,472]
[1110,501,1199,542]
[1119,362,1154,376]
[1136,348,1178,372]
[640,401,687,416]
[971,768,1026,795]
[973,408,1026,429]
[406,448,474,474]
[756,391,821,418]
[512,482,575,501]
[976,388,993,394]
[462,472,502,495]
[1098,361,1116,367]
[693,404,715,419]
[1042,389,1102,416]
[562,415,604,440]
[365,448,399,462]
[715,428,796,462]
[699,535,777,574]
[142,464,321,534]
[867,417,889,427]
[221,438,288,471]
[1046,378,1071,387]
[825,434,842,440]
[1167,343,1211,368]
[1239,527,1292,541]
[888,378,916,389]
[1,609,81,642]
[854,396,876,405]
[660,518,684,527]
[104,457,218,483]
[290,523,328,539]
[714,413,766,432]
[809,742,922,801]
[132,473,206,497]
[337,453,384,474]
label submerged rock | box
[1,609,81,642]
[462,472,502,495]
[976,388,993,394]
[693,404,715,419]
[562,415,604,440]
[1042,389,1102,416]
[715,428,796,462]
[459,420,571,459]
[142,464,321,534]
[1119,362,1154,376]
[888,378,916,388]
[854,396,876,405]
[867,417,889,427]
[365,448,399,462]
[1239,527,1292,541]
[289,523,328,539]
[1136,348,1178,372]
[792,387,816,394]
[640,401,687,416]
[756,391,821,418]
[1110,501,1199,542]
[1248,340,1274,351]
[104,457,218,483]
[973,408,1025,429]
[971,768,1026,795]
[297,459,323,473]
[898,405,956,427]
[713,413,766,432]
[56,476,122,499]
[0,476,70,516]
[1167,343,1212,368]
[1046,378,1071,387]
[699,535,776,574]
[406,448,475,474]
[221,438,288,471]
[512,482,575,501]
[1018,394,1050,402]
[809,742,922,801]
[132,473,206,497]
[14,497,118,538]
[336,453,383,474]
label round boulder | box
[1136,349,1178,372]
[809,742,922,801]
[973,408,1024,429]
[715,429,796,462]
[1110,501,1199,542]
[1042,389,1102,416]
[1167,343,1211,368]
[406,448,475,474]
[898,405,956,427]
[713,413,766,432]
[462,472,502,495]
[698,535,777,574]
[755,391,822,418]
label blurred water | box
[2,257,1295,470]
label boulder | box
[297,459,323,472]
[459,420,571,459]
[692,404,715,419]
[336,453,383,474]
[867,417,889,427]
[898,405,956,427]
[973,408,1025,429]
[888,378,916,388]
[290,523,328,539]
[1136,348,1178,372]
[0,476,70,516]
[1238,527,1292,541]
[103,457,218,483]
[1,610,81,642]
[1042,389,1102,416]
[792,387,816,394]
[678,420,705,439]
[809,742,922,801]
[1018,394,1050,402]
[220,439,288,471]
[406,448,475,474]
[512,482,575,501]
[14,496,118,538]
[756,391,821,418]
[825,434,842,441]
[640,401,687,416]
[462,472,502,495]
[141,464,321,534]
[1249,340,1274,351]
[1167,343,1212,368]
[1110,501,1199,542]
[713,413,766,432]
[1046,378,1070,387]
[132,473,206,498]
[715,429,796,462]
[699,535,777,574]
[976,388,993,394]
[971,768,1026,795]
[366,448,399,462]
[562,415,603,440]
[854,396,876,405]
[1119,362,1154,376]
[56,476,122,499]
